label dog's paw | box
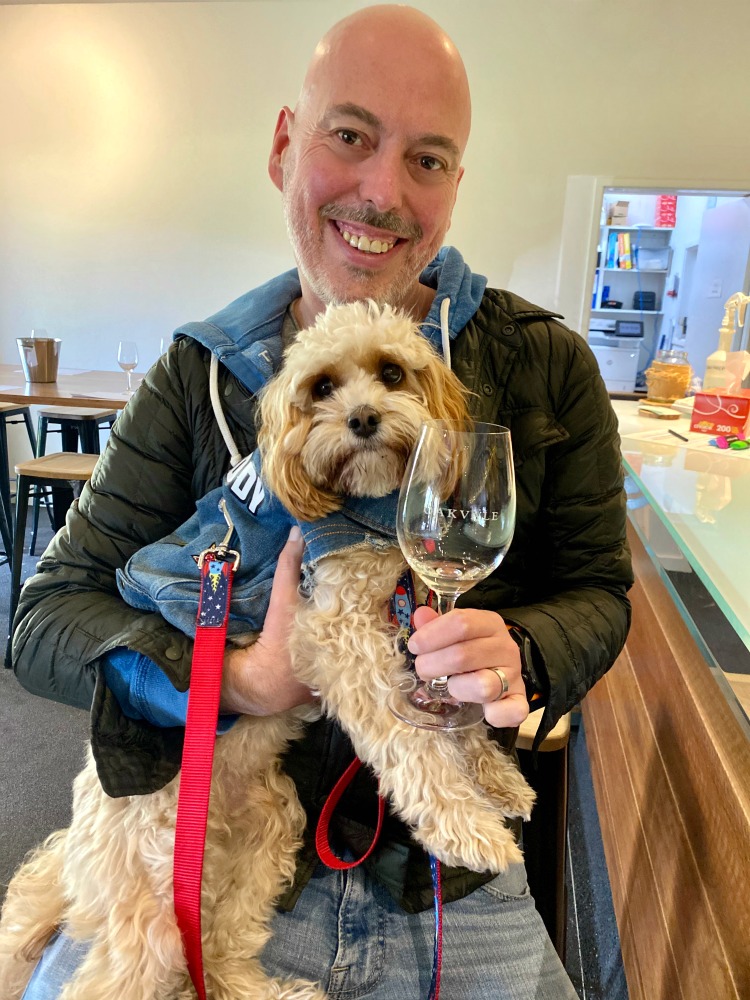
[476,767,536,821]
[416,805,524,874]
[464,739,536,821]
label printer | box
[587,318,644,392]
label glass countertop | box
[613,400,750,655]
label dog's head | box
[257,300,470,522]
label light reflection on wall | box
[1,22,157,227]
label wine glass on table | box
[117,340,139,393]
[387,420,516,731]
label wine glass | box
[117,340,139,393]
[387,420,516,731]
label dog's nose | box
[348,406,381,439]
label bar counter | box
[582,399,750,1000]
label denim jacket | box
[117,451,400,639]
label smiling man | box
[11,6,631,999]
[270,7,471,326]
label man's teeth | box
[341,230,395,254]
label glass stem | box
[427,593,456,695]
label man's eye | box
[381,364,403,386]
[418,155,444,172]
[313,376,335,399]
[336,129,362,147]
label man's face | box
[269,39,468,318]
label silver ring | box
[491,668,509,702]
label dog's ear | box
[258,381,341,522]
[418,353,472,424]
[415,354,475,498]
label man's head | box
[268,5,471,325]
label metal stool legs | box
[0,406,37,562]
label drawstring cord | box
[209,354,243,469]
[439,297,452,371]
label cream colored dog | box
[0,302,535,1000]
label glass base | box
[387,678,485,731]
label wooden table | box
[0,364,144,554]
[0,364,143,410]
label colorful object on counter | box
[709,432,748,450]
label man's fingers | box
[264,526,305,631]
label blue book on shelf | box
[606,231,618,269]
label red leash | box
[173,501,239,1000]
[173,519,441,1000]
[315,756,386,869]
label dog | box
[0,301,535,1000]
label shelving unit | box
[590,224,674,391]
[592,225,673,316]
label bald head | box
[297,5,471,155]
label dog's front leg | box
[292,551,523,874]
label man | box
[13,6,631,998]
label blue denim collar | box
[172,247,487,394]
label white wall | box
[2,0,750,378]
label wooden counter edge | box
[582,520,750,1000]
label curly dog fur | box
[0,301,535,1000]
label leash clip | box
[197,498,241,572]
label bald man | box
[12,6,630,998]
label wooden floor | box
[583,522,750,1000]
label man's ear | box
[268,106,294,192]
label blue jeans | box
[23,862,577,1000]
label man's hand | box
[407,606,530,728]
[220,526,317,716]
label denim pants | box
[23,861,577,1000]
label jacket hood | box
[174,247,487,393]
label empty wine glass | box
[387,420,516,731]
[117,340,139,393]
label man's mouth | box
[334,221,399,255]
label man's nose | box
[357,149,406,215]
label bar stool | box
[30,408,117,555]
[7,452,99,664]
[517,708,572,960]
[0,403,37,564]
[36,407,117,457]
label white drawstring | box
[440,297,452,370]
[209,354,243,468]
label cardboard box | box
[609,200,629,225]
[689,389,750,436]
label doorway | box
[557,178,750,394]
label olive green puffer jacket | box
[12,287,632,911]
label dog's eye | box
[381,364,403,386]
[313,376,335,399]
